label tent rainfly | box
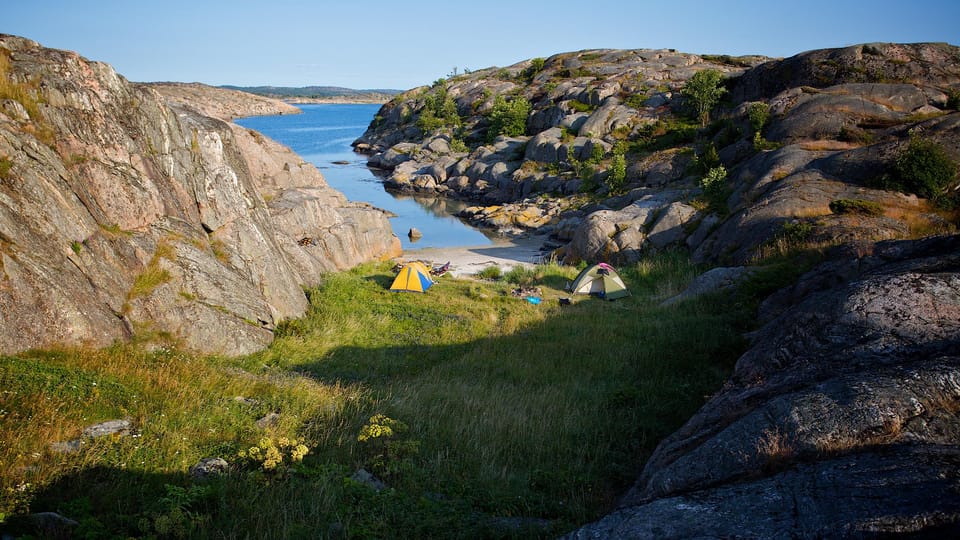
[568,262,630,300]
[389,261,434,293]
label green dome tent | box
[568,263,630,300]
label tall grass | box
[1,253,760,538]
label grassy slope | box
[1,254,767,538]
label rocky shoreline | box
[354,43,959,265]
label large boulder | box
[564,191,694,263]
[766,83,933,143]
[567,235,960,538]
[578,99,637,139]
[525,127,565,163]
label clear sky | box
[5,0,959,90]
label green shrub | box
[624,93,647,110]
[566,148,596,183]
[696,142,721,173]
[829,199,884,216]
[524,57,546,82]
[632,118,700,153]
[890,134,958,202]
[568,99,594,113]
[838,126,875,145]
[503,265,541,286]
[779,220,815,243]
[708,119,741,149]
[357,414,419,479]
[752,131,782,151]
[682,69,727,126]
[416,82,460,136]
[476,265,502,280]
[700,165,727,195]
[588,142,605,164]
[947,89,960,111]
[747,102,770,135]
[486,95,530,141]
[449,136,468,153]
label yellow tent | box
[389,261,434,293]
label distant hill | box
[221,85,401,103]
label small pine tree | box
[608,152,627,193]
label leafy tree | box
[682,69,727,126]
[747,102,770,135]
[486,95,531,141]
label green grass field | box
[0,253,777,538]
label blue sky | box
[5,0,959,90]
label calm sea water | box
[235,104,491,250]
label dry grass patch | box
[798,140,860,152]
[754,427,796,473]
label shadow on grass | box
[5,263,760,539]
[2,467,193,538]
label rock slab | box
[566,235,960,538]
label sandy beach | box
[398,234,552,277]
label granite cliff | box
[0,35,400,355]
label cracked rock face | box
[565,235,960,538]
[0,34,399,354]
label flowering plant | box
[237,437,309,472]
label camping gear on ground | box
[526,296,541,305]
[510,286,542,298]
[389,261,434,293]
[431,261,451,277]
[568,262,630,300]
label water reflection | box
[235,104,492,250]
